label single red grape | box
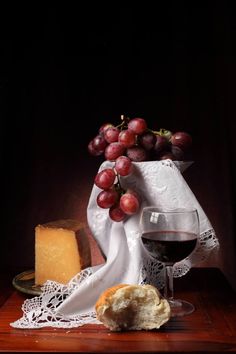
[93,134,108,151]
[115,156,133,176]
[118,129,136,148]
[105,142,126,161]
[99,123,113,134]
[120,191,140,215]
[128,118,147,135]
[95,168,116,190]
[104,127,120,143]
[97,189,119,209]
[171,132,192,151]
[88,140,104,156]
[154,135,169,154]
[109,204,126,222]
[138,132,156,150]
[126,146,148,162]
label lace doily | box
[11,268,101,329]
[11,160,219,329]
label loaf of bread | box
[35,219,91,285]
[95,284,171,331]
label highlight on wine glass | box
[140,207,200,317]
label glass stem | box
[164,265,174,301]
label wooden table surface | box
[0,267,236,353]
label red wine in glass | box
[140,207,199,317]
[141,231,197,265]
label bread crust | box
[95,284,128,311]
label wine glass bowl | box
[140,207,199,317]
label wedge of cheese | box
[35,219,91,285]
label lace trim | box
[139,257,165,289]
[11,268,100,329]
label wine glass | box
[139,207,199,317]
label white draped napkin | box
[11,160,219,329]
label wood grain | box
[0,268,236,353]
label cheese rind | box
[35,219,91,285]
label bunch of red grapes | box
[88,115,192,222]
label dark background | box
[1,4,236,289]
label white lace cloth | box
[11,160,219,329]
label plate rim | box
[12,269,42,296]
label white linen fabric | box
[11,160,219,329]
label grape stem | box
[113,169,125,195]
[149,128,172,140]
[116,114,130,130]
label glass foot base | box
[169,299,195,317]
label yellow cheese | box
[35,219,91,285]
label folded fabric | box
[11,160,219,329]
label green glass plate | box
[12,270,42,296]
